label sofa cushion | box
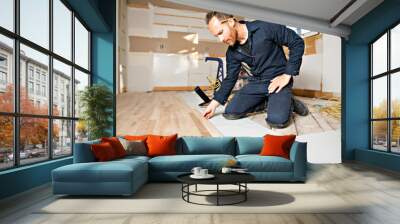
[260,134,296,159]
[101,137,127,158]
[235,137,263,155]
[177,136,236,155]
[119,138,147,156]
[115,155,150,163]
[91,142,118,161]
[236,155,293,172]
[124,135,148,141]
[52,159,147,183]
[147,134,178,157]
[148,154,235,172]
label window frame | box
[0,53,8,88]
[0,0,92,171]
[370,20,400,154]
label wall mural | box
[116,1,342,163]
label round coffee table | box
[177,172,255,206]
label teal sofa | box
[52,136,307,196]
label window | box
[19,117,49,165]
[370,22,400,154]
[36,84,40,95]
[53,0,72,60]
[74,69,89,143]
[286,26,312,36]
[53,59,72,117]
[0,1,91,170]
[0,54,8,89]
[300,29,311,35]
[372,34,387,76]
[53,119,72,158]
[28,81,34,94]
[75,18,89,70]
[0,0,14,31]
[74,69,89,118]
[20,0,49,49]
[42,85,46,97]
[390,24,400,70]
[35,70,41,81]
[28,67,34,80]
[0,116,13,170]
[0,34,13,113]
[54,89,58,99]
[0,71,6,85]
[0,54,7,67]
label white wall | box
[152,53,226,87]
[293,38,323,90]
[294,34,341,94]
[153,53,189,86]
[127,8,153,37]
[127,52,154,92]
[126,6,224,92]
[322,34,341,94]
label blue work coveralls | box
[213,20,305,126]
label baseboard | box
[292,89,340,100]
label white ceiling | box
[165,0,384,38]
[227,0,352,22]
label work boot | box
[292,98,309,116]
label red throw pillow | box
[259,134,296,159]
[124,135,148,141]
[91,142,117,161]
[146,134,178,157]
[101,137,126,158]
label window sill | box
[0,156,72,175]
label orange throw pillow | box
[91,142,117,161]
[101,137,126,158]
[146,134,178,157]
[124,135,148,141]
[259,134,296,159]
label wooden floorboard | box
[116,91,222,137]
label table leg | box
[181,184,183,199]
[195,184,198,192]
[187,184,190,202]
[245,183,247,201]
[217,184,219,206]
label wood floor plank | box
[117,91,222,136]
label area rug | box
[37,183,361,214]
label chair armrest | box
[289,141,307,181]
[73,140,100,163]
